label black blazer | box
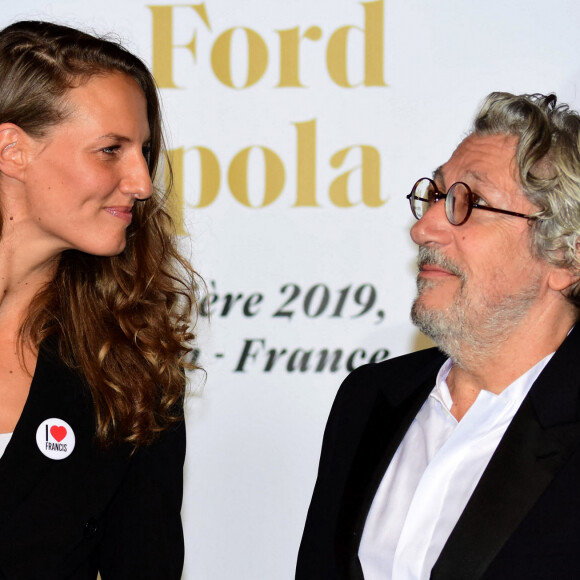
[0,339,185,580]
[297,325,580,579]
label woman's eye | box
[101,145,120,154]
[142,144,152,160]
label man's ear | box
[0,123,29,181]
[548,266,580,293]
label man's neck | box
[445,305,576,421]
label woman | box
[0,20,198,579]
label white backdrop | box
[2,1,580,578]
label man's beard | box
[411,246,542,368]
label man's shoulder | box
[347,346,444,386]
[333,346,445,410]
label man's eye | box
[472,194,489,206]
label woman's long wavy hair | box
[0,20,199,447]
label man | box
[296,92,580,579]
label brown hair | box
[0,20,198,447]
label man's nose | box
[410,197,452,246]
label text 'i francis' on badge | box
[36,418,75,460]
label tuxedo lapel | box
[432,327,580,579]
[336,350,446,579]
[432,397,580,579]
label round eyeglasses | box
[406,177,538,226]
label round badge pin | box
[36,418,75,460]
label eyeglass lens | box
[412,178,471,225]
[446,183,470,225]
[412,178,437,219]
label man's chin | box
[410,300,463,359]
[411,291,449,317]
[411,301,434,336]
[411,299,435,335]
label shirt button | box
[84,518,98,538]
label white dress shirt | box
[358,353,553,580]
[0,432,12,459]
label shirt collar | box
[430,352,555,413]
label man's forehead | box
[434,134,521,190]
[433,165,496,189]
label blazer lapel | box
[432,327,580,579]
[0,338,95,512]
[336,349,446,579]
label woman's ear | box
[0,123,28,181]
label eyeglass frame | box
[406,177,538,226]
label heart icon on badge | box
[36,418,75,460]
[50,425,67,442]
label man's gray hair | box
[473,92,580,307]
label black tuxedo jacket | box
[0,338,185,580]
[297,325,580,579]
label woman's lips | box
[104,206,133,223]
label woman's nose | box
[121,153,153,200]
